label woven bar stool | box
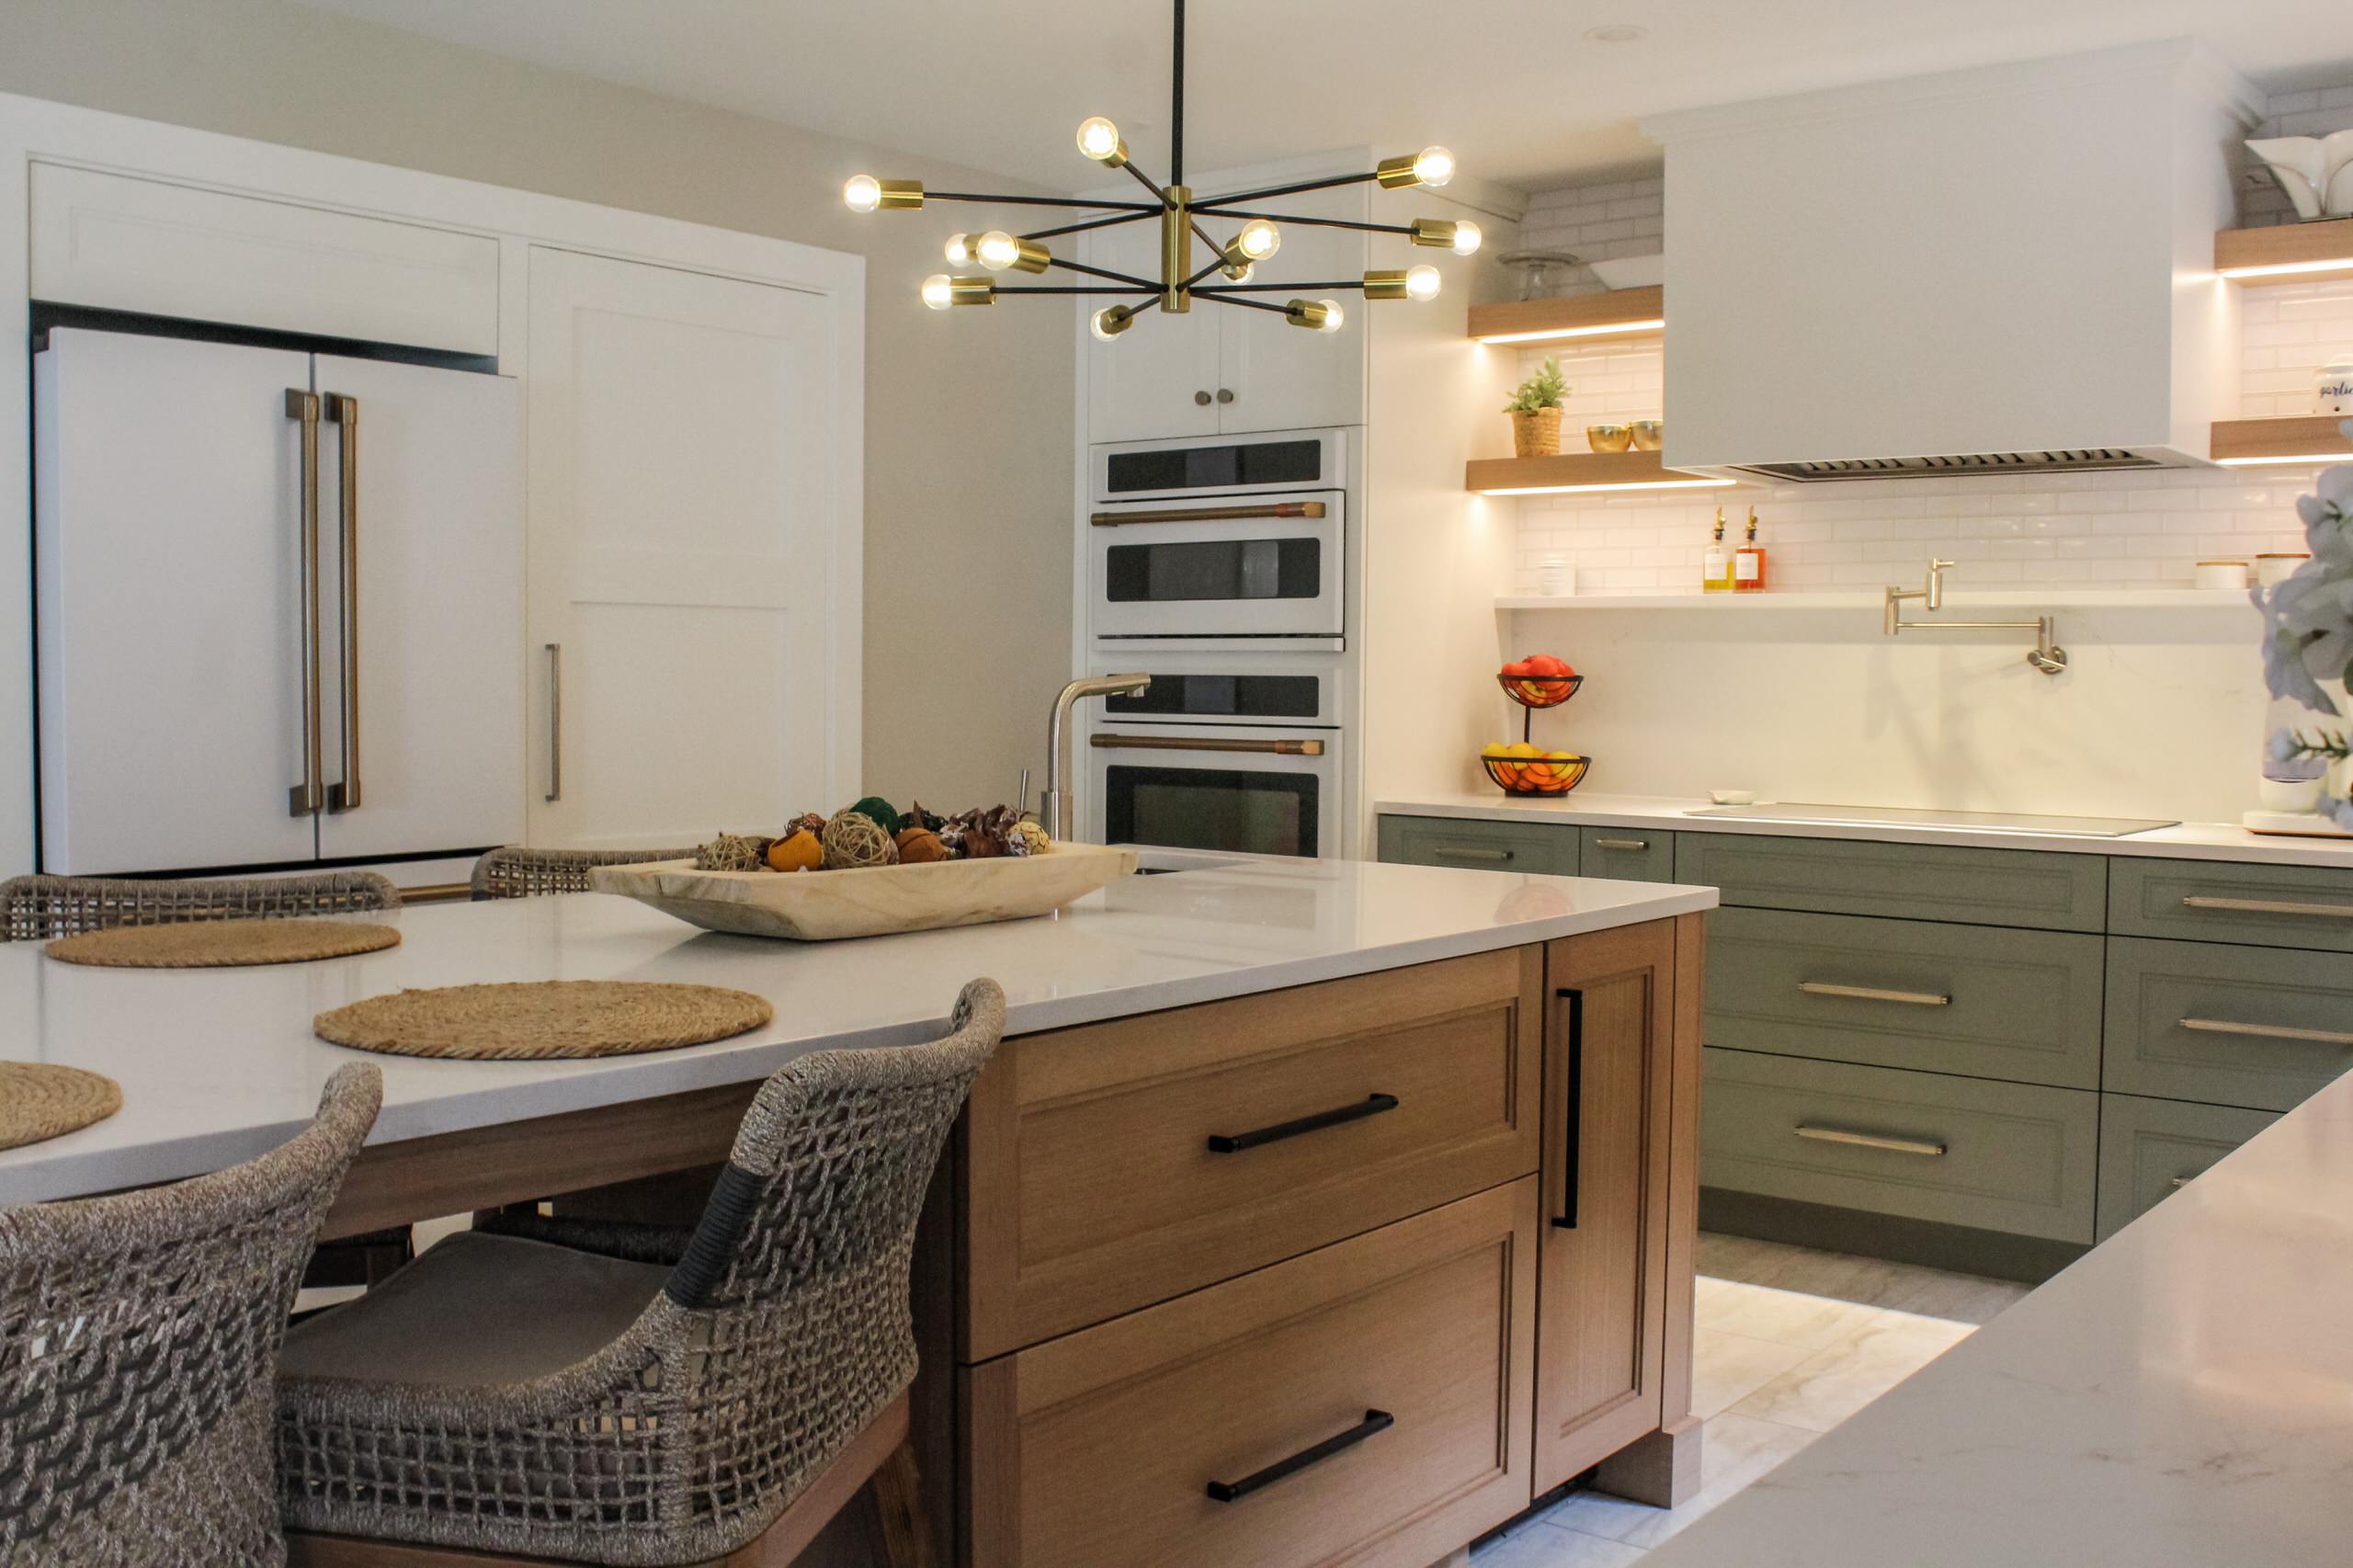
[278,978,1007,1568]
[0,870,400,941]
[0,1063,382,1568]
[470,847,699,900]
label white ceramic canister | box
[2317,357,2353,416]
[2195,560,2250,590]
[2258,551,2311,587]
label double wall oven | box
[1083,430,1357,859]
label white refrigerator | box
[34,326,524,875]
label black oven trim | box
[1103,763,1321,859]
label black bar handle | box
[1207,1093,1399,1154]
[1554,988,1584,1230]
[1205,1410,1394,1503]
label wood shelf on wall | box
[1467,286,1665,345]
[2214,218,2353,281]
[2211,415,2353,465]
[1465,449,1732,495]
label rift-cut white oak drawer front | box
[31,163,500,355]
[963,1178,1539,1568]
[960,948,1543,1359]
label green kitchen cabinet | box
[2103,937,2353,1112]
[1377,814,1578,877]
[1675,833,2105,932]
[2109,857,2353,954]
[2095,1093,2280,1241]
[1576,826,1677,883]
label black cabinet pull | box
[1206,1093,1400,1154]
[1205,1410,1394,1503]
[1554,988,1583,1230]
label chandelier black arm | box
[1195,280,1370,293]
[1190,172,1380,211]
[1177,253,1236,291]
[994,285,1162,295]
[1190,291,1293,316]
[928,191,1160,212]
[1024,210,1160,242]
[1048,256,1160,289]
[1190,208,1418,237]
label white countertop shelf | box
[1496,588,2259,612]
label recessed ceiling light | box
[1585,24,1649,42]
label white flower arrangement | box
[2256,423,2353,827]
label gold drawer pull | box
[2181,895,2353,919]
[1798,981,1951,1007]
[2178,1017,2353,1047]
[1432,846,1512,862]
[1591,837,1649,851]
[1793,1124,1947,1157]
[2169,1175,2195,1189]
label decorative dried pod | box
[1013,820,1051,856]
[896,826,950,864]
[846,795,904,837]
[821,810,898,869]
[903,801,947,833]
[785,812,828,839]
[767,829,824,873]
[694,832,774,872]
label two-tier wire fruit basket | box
[1481,666,1592,796]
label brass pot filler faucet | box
[1883,559,2068,675]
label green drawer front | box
[1705,908,2104,1089]
[1699,1048,2097,1243]
[2095,1093,2279,1242]
[1576,826,1677,883]
[1674,833,2105,931]
[1376,814,1577,876]
[2103,936,2353,1112]
[2109,858,2353,953]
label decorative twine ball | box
[896,826,950,864]
[767,829,823,873]
[1014,820,1051,856]
[821,810,899,869]
[847,795,904,837]
[695,832,774,872]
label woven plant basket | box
[1511,407,1563,458]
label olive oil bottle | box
[1702,508,1733,593]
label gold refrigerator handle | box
[1088,734,1325,756]
[324,393,361,812]
[285,389,324,817]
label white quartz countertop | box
[1641,1063,2353,1568]
[1376,790,2353,868]
[0,857,1711,1205]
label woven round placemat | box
[0,1062,123,1152]
[313,980,774,1061]
[46,919,400,969]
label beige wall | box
[0,0,1074,815]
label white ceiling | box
[298,0,2353,193]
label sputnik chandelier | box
[841,0,1479,340]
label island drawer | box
[1578,826,1677,883]
[2103,937,2353,1112]
[1673,833,2105,931]
[1378,814,1577,876]
[2109,858,2353,953]
[963,1178,1537,1568]
[1703,907,2104,1089]
[960,947,1543,1359]
[2095,1093,2279,1242]
[1699,1048,2098,1243]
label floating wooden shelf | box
[1465,449,1730,494]
[1468,286,1664,345]
[1498,589,2258,612]
[2214,218,2353,280]
[2211,415,2353,464]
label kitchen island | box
[0,855,1716,1568]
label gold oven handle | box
[1089,734,1324,756]
[1089,501,1328,528]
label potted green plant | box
[1505,358,1569,458]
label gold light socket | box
[1007,238,1051,275]
[1219,244,1255,283]
[1409,218,1461,248]
[947,275,996,305]
[874,178,926,210]
[1374,153,1424,189]
[1097,139,1131,170]
[1363,269,1411,301]
[1161,185,1192,313]
[1284,299,1337,330]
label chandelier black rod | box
[1171,0,1186,187]
[1197,280,1370,293]
[1047,256,1160,288]
[927,191,1160,211]
[1190,208,1418,237]
[1189,291,1291,315]
[1022,210,1159,242]
[994,284,1161,295]
[1191,172,1380,211]
[1176,253,1235,291]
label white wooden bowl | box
[588,843,1138,940]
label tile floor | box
[1470,1233,2034,1565]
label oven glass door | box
[1089,493,1344,639]
[1089,723,1336,858]
[1094,432,1339,502]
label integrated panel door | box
[34,329,319,873]
[1535,919,1677,1489]
[526,247,850,846]
[1213,182,1369,435]
[1084,213,1219,444]
[310,356,524,861]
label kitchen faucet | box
[1883,559,2068,675]
[1042,674,1151,840]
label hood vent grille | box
[1736,449,2163,483]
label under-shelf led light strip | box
[2217,259,2353,281]
[1474,317,1666,346]
[1475,477,1735,495]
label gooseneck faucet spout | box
[1043,674,1152,840]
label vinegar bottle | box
[1733,506,1768,593]
[1702,508,1733,593]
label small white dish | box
[1707,789,1756,805]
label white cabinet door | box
[1084,214,1218,443]
[1214,184,1368,435]
[34,329,319,874]
[313,357,524,861]
[526,247,852,849]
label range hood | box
[1643,42,2258,483]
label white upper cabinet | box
[29,163,499,356]
[1083,210,1221,443]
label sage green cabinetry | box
[2103,937,2353,1112]
[2096,1094,2280,1242]
[1377,814,1577,877]
[2109,856,2353,952]
[1676,833,2105,931]
[1577,826,1677,883]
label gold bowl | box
[1586,424,1633,453]
[1630,419,1664,451]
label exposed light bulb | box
[1404,265,1442,301]
[1316,298,1345,332]
[843,175,882,213]
[1451,219,1483,256]
[945,233,975,267]
[920,274,955,311]
[1235,220,1281,260]
[1090,304,1135,341]
[1076,116,1124,162]
[1412,145,1456,187]
[975,230,1022,271]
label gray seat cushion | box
[281,1230,671,1387]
